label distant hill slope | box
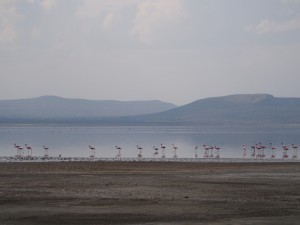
[125,94,300,125]
[0,96,177,123]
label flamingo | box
[115,145,121,158]
[256,144,262,158]
[203,145,210,158]
[215,146,220,159]
[153,146,159,156]
[242,145,247,159]
[17,146,24,158]
[14,144,21,157]
[161,144,166,158]
[281,143,289,159]
[250,145,256,157]
[172,144,178,158]
[43,146,49,157]
[292,144,298,160]
[260,143,266,158]
[270,143,276,159]
[25,144,32,157]
[89,145,96,158]
[137,145,143,158]
[209,146,214,158]
[194,146,198,158]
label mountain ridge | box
[0,95,177,120]
[1,94,300,125]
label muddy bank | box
[0,162,299,224]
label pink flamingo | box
[17,146,24,158]
[194,146,198,158]
[292,144,298,160]
[209,146,214,158]
[281,143,289,159]
[256,144,262,158]
[25,144,32,157]
[14,144,21,157]
[270,143,276,159]
[172,144,178,158]
[250,145,256,157]
[215,146,220,158]
[153,146,159,157]
[260,143,266,158]
[115,145,121,158]
[43,146,49,157]
[137,145,143,158]
[89,145,96,158]
[203,145,209,158]
[242,145,247,159]
[161,144,166,158]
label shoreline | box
[1,156,299,163]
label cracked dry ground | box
[0,162,299,225]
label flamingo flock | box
[241,143,298,159]
[6,142,298,161]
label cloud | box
[102,12,116,29]
[245,18,300,34]
[280,0,300,4]
[26,0,57,11]
[76,0,140,18]
[0,0,20,43]
[131,0,186,44]
[76,0,187,42]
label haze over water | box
[1,125,299,159]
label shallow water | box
[0,125,299,159]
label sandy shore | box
[0,162,299,225]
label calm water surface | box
[0,125,299,159]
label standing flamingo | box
[137,145,143,158]
[115,145,122,158]
[194,146,198,158]
[153,146,159,157]
[161,144,166,158]
[203,145,210,158]
[260,143,266,158]
[250,145,256,157]
[172,144,178,158]
[292,144,298,160]
[89,145,96,158]
[281,143,289,159]
[215,146,220,159]
[43,146,49,157]
[242,145,247,159]
[14,144,21,157]
[25,144,32,157]
[256,144,262,158]
[209,146,214,158]
[270,143,276,159]
[17,146,24,158]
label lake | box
[0,125,299,159]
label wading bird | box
[137,145,143,158]
[25,144,32,157]
[115,145,122,158]
[43,146,49,157]
[292,144,298,160]
[89,145,96,158]
[172,144,178,158]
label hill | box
[0,96,177,123]
[2,94,300,125]
[123,94,300,125]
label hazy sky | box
[1,0,300,105]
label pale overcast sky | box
[1,0,300,105]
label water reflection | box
[0,125,299,159]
